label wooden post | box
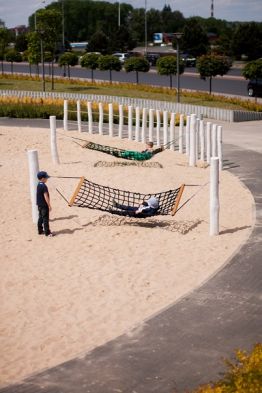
[63,99,68,131]
[169,112,175,151]
[27,149,39,223]
[156,110,161,146]
[87,101,93,134]
[206,121,212,164]
[189,114,197,167]
[77,100,81,132]
[185,115,190,156]
[50,115,60,164]
[99,102,103,135]
[179,114,184,153]
[163,110,168,146]
[109,103,113,137]
[128,105,133,140]
[149,108,154,142]
[217,125,223,171]
[210,157,219,236]
[68,177,85,206]
[135,106,140,142]
[171,184,185,216]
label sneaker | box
[46,233,55,237]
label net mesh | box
[69,177,184,217]
[82,141,163,161]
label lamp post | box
[174,32,183,103]
[118,1,121,27]
[144,0,147,55]
[38,29,45,92]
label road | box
[2,61,250,98]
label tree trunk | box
[170,74,172,89]
[209,76,212,94]
[91,69,94,82]
[11,62,13,74]
[136,71,139,84]
[1,60,3,75]
[109,69,112,84]
[68,65,70,79]
[51,60,54,90]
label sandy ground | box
[0,122,254,387]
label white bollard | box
[217,125,223,171]
[156,110,161,146]
[135,106,140,142]
[128,105,133,140]
[169,112,175,151]
[99,102,103,135]
[212,123,217,157]
[27,149,39,223]
[179,114,184,154]
[77,100,81,132]
[185,115,190,156]
[163,111,168,146]
[195,118,200,160]
[50,116,60,164]
[109,103,113,137]
[87,101,93,134]
[149,109,154,142]
[189,114,197,167]
[210,157,220,236]
[63,100,68,131]
[141,108,147,143]
[199,119,205,162]
[118,104,123,138]
[206,122,212,164]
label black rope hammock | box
[81,141,163,161]
[67,177,185,217]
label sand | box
[0,121,254,387]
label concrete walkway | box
[1,119,261,393]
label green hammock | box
[82,141,163,161]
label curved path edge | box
[1,143,261,393]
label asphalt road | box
[2,62,250,98]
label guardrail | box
[1,89,262,122]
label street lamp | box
[174,32,183,103]
[38,29,45,92]
[144,0,147,55]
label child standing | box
[36,171,54,237]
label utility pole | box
[211,0,214,17]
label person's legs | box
[115,202,137,212]
[37,207,44,234]
[41,206,51,236]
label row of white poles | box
[27,114,220,235]
[64,100,223,170]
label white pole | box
[109,103,113,137]
[63,99,68,131]
[179,114,184,154]
[149,108,154,142]
[189,114,197,167]
[185,115,190,156]
[141,107,147,143]
[118,104,124,139]
[156,110,161,146]
[210,157,220,236]
[217,125,223,171]
[99,102,103,135]
[77,100,81,132]
[135,106,140,142]
[128,105,133,140]
[27,149,39,223]
[212,123,217,157]
[49,116,60,164]
[199,119,205,162]
[163,110,168,146]
[195,118,200,161]
[169,112,175,151]
[87,101,93,134]
[206,121,212,164]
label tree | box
[180,18,209,57]
[5,49,22,74]
[27,32,41,76]
[156,56,184,88]
[88,31,109,55]
[231,22,262,60]
[58,52,78,78]
[0,27,10,74]
[15,33,28,53]
[196,54,232,94]
[98,55,121,84]
[242,59,262,98]
[80,52,101,82]
[124,57,150,84]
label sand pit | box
[0,122,254,387]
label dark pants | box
[114,203,155,218]
[38,206,50,236]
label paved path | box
[1,119,261,393]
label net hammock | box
[81,141,164,161]
[68,177,185,217]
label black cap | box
[37,171,50,180]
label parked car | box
[112,52,130,64]
[247,78,262,97]
[145,53,160,66]
[181,53,196,67]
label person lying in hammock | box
[118,141,156,160]
[111,196,159,218]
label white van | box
[112,53,130,64]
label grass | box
[0,73,261,112]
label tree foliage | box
[196,54,232,93]
[242,59,262,80]
[124,56,150,84]
[231,22,262,60]
[80,52,101,81]
[58,51,78,78]
[98,55,122,83]
[180,18,209,57]
[156,55,184,88]
[88,31,108,54]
